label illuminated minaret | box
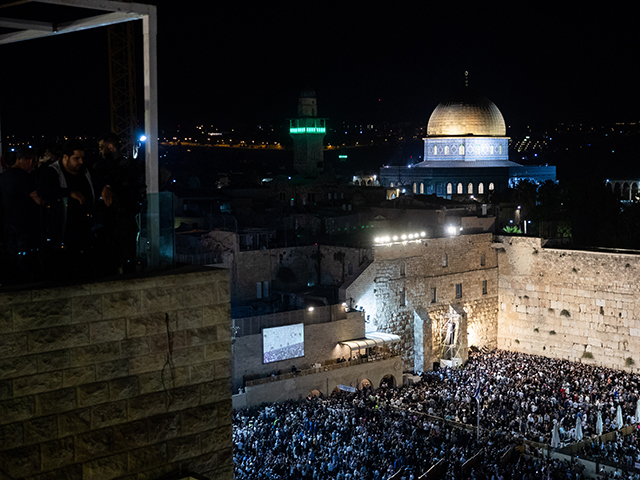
[290,88,326,177]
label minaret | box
[290,88,326,177]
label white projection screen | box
[262,323,304,364]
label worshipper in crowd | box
[234,349,640,480]
[37,139,110,280]
[0,147,41,282]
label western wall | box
[497,236,640,371]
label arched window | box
[457,183,463,194]
[499,145,502,154]
[413,183,417,194]
[390,182,394,188]
[444,146,449,155]
[447,183,453,194]
[420,183,424,194]
[468,183,473,194]
[478,183,484,194]
[490,146,494,154]
[400,261,406,276]
[488,182,495,191]
[434,145,437,155]
[459,145,465,155]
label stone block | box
[119,337,150,358]
[217,399,232,426]
[24,415,58,444]
[75,428,115,463]
[14,371,63,397]
[29,325,90,354]
[90,319,126,344]
[70,342,120,367]
[0,396,36,425]
[0,291,31,307]
[200,426,231,454]
[204,342,230,362]
[177,308,204,330]
[128,442,168,473]
[172,346,205,368]
[37,350,70,373]
[27,463,83,480]
[109,376,140,401]
[189,363,215,384]
[95,359,129,382]
[203,304,230,327]
[71,295,103,323]
[184,286,215,308]
[0,354,38,380]
[146,331,186,354]
[140,287,184,314]
[102,291,141,320]
[41,436,74,471]
[92,400,128,429]
[35,388,76,416]
[214,358,231,380]
[167,385,200,412]
[63,366,96,387]
[0,332,28,359]
[214,280,230,304]
[167,433,201,462]
[147,412,181,443]
[127,313,172,338]
[13,299,72,331]
[181,451,218,475]
[0,307,12,334]
[128,352,167,375]
[0,444,41,478]
[113,419,148,451]
[137,371,164,394]
[200,380,231,404]
[78,382,110,407]
[82,452,128,480]
[182,404,218,434]
[128,391,169,421]
[0,422,24,451]
[184,325,218,347]
[58,408,92,437]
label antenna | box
[465,70,469,87]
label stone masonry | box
[0,267,232,480]
[370,233,499,372]
[497,236,640,371]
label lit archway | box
[380,374,396,389]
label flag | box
[474,381,481,403]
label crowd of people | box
[0,135,144,284]
[233,350,640,480]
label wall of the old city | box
[497,236,640,371]
[0,267,232,480]
[369,234,499,371]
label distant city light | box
[139,135,147,142]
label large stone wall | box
[497,236,640,370]
[369,233,499,371]
[0,267,232,480]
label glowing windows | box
[468,183,473,194]
[434,145,438,155]
[489,182,495,191]
[447,183,453,194]
[442,253,448,267]
[413,183,417,194]
[459,145,465,155]
[478,183,484,194]
[457,183,463,194]
[420,183,424,194]
[444,146,449,155]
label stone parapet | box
[0,267,232,480]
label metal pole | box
[477,397,480,440]
[143,6,160,267]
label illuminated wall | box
[424,137,509,163]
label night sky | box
[1,3,639,137]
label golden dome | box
[427,88,506,137]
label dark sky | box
[1,2,639,138]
